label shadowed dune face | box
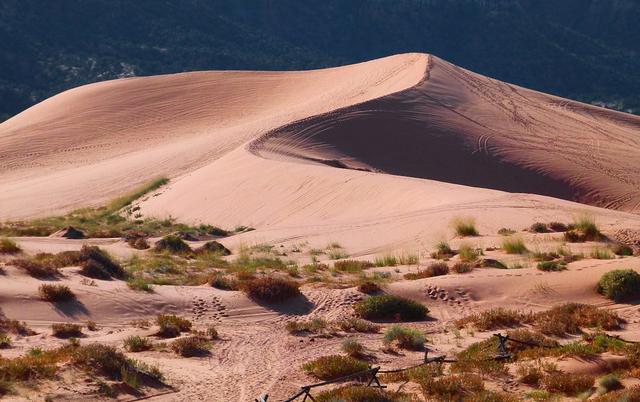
[254,56,640,212]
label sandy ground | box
[2,53,640,400]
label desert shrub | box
[13,258,59,278]
[452,217,479,237]
[383,325,424,350]
[506,329,559,356]
[51,323,82,338]
[354,295,427,321]
[432,241,455,259]
[285,319,328,335]
[542,372,594,395]
[127,237,150,250]
[458,243,480,262]
[404,262,449,280]
[241,277,301,302]
[341,338,365,357]
[79,245,124,279]
[597,374,623,393]
[516,364,543,385]
[123,336,152,352]
[335,318,380,333]
[530,222,549,233]
[0,238,20,254]
[590,247,614,260]
[452,262,473,273]
[549,222,568,232]
[533,303,623,336]
[374,255,398,267]
[454,308,528,331]
[154,235,192,254]
[195,241,230,256]
[613,244,634,256]
[564,215,602,242]
[420,373,484,400]
[303,355,368,380]
[498,228,516,236]
[357,281,381,294]
[208,273,239,290]
[502,237,528,254]
[537,260,567,272]
[0,333,12,349]
[397,254,419,265]
[334,260,374,272]
[592,387,640,401]
[86,321,98,331]
[0,319,34,336]
[206,326,218,339]
[171,336,211,357]
[127,278,153,292]
[38,284,75,302]
[315,386,406,402]
[478,258,508,269]
[157,314,192,337]
[597,269,640,301]
[72,343,159,384]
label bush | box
[421,373,484,400]
[356,281,381,294]
[195,241,231,256]
[452,262,473,273]
[154,235,192,254]
[564,215,602,242]
[498,228,515,236]
[537,260,567,272]
[127,237,150,250]
[542,372,594,395]
[334,260,374,272]
[335,318,380,333]
[404,262,449,280]
[454,308,527,331]
[530,222,549,233]
[208,274,238,290]
[597,269,640,301]
[0,238,20,254]
[79,245,124,279]
[598,374,623,392]
[432,241,455,259]
[316,386,404,402]
[127,278,153,292]
[341,339,364,357]
[374,255,398,267]
[549,222,568,232]
[72,343,159,383]
[533,303,623,336]
[458,243,480,262]
[452,217,478,237]
[171,336,211,357]
[0,333,12,349]
[613,244,634,256]
[303,355,369,380]
[123,336,152,352]
[157,314,192,338]
[590,247,614,260]
[355,295,428,321]
[86,321,98,331]
[502,237,528,254]
[241,277,301,302]
[285,319,328,335]
[383,325,424,350]
[13,258,59,278]
[51,323,82,338]
[592,387,640,402]
[206,325,218,340]
[38,284,75,302]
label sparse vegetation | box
[498,228,516,236]
[123,336,152,352]
[38,284,75,302]
[458,243,480,262]
[590,247,614,260]
[286,319,328,335]
[404,262,449,280]
[597,269,640,301]
[334,259,374,272]
[548,222,568,232]
[341,338,365,357]
[335,318,380,333]
[542,372,594,395]
[12,258,60,278]
[530,222,549,233]
[533,303,623,336]
[356,281,381,294]
[241,277,301,302]
[0,333,12,349]
[431,240,455,259]
[383,325,425,350]
[374,255,398,267]
[154,235,192,254]
[454,308,528,331]
[0,238,20,254]
[452,262,473,273]
[157,314,192,338]
[502,237,528,254]
[452,217,479,237]
[303,355,369,380]
[613,243,634,256]
[316,386,406,402]
[127,277,153,292]
[564,215,602,242]
[51,323,83,338]
[537,260,567,272]
[354,295,428,321]
[78,245,125,279]
[171,336,211,357]
[86,321,98,331]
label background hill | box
[2,0,640,121]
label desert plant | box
[452,262,473,273]
[51,323,82,338]
[206,325,218,340]
[315,386,405,402]
[497,228,516,236]
[404,262,449,280]
[383,325,424,350]
[564,215,602,242]
[0,238,20,254]
[537,260,567,272]
[157,314,192,335]
[123,335,152,352]
[421,373,484,400]
[590,247,614,260]
[452,217,479,237]
[613,244,634,256]
[208,274,239,290]
[374,255,398,267]
[335,318,380,333]
[356,281,381,294]
[38,284,75,302]
[12,258,59,278]
[127,277,153,292]
[154,235,192,254]
[285,319,328,335]
[502,237,528,254]
[549,222,568,232]
[341,338,365,357]
[458,243,480,262]
[516,364,543,385]
[533,303,623,336]
[542,372,594,395]
[79,245,124,279]
[432,240,455,259]
[597,269,640,301]
[454,308,528,331]
[0,333,12,349]
[530,222,549,233]
[354,295,428,321]
[241,277,301,302]
[195,241,231,256]
[127,237,150,250]
[303,355,368,380]
[171,336,211,357]
[86,321,98,331]
[334,259,374,272]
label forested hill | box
[2,0,639,120]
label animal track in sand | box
[190,295,227,323]
[425,284,473,310]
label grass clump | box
[498,228,516,236]
[452,262,473,273]
[335,318,380,333]
[156,314,192,338]
[420,373,484,401]
[502,237,528,254]
[341,339,365,357]
[454,308,528,331]
[404,262,449,280]
[123,336,152,352]
[241,277,301,302]
[171,336,211,357]
[613,243,634,256]
[334,260,374,272]
[374,255,397,267]
[38,284,75,302]
[431,240,455,259]
[0,238,20,254]
[51,323,82,338]
[208,273,239,290]
[597,269,640,301]
[590,247,614,260]
[383,325,425,350]
[356,281,381,294]
[0,333,12,349]
[303,355,368,380]
[285,319,328,335]
[530,222,549,233]
[154,235,192,254]
[533,303,623,336]
[537,260,567,272]
[542,372,594,396]
[452,217,479,237]
[354,294,428,321]
[12,258,59,278]
[78,245,124,279]
[316,386,406,402]
[195,241,231,256]
[458,243,480,262]
[127,277,153,292]
[564,215,603,242]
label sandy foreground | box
[1,53,640,401]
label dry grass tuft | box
[38,284,75,302]
[0,238,20,254]
[452,217,479,237]
[241,277,301,302]
[303,355,369,380]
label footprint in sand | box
[190,295,227,323]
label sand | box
[2,53,640,400]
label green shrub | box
[0,238,20,254]
[157,314,191,338]
[542,372,594,395]
[374,255,398,267]
[341,338,365,357]
[334,260,374,272]
[530,222,549,233]
[51,323,82,338]
[79,245,124,279]
[123,336,152,352]
[241,277,301,302]
[613,244,634,256]
[432,241,455,259]
[537,260,567,272]
[452,217,479,237]
[354,295,427,321]
[127,278,153,292]
[303,355,368,380]
[171,336,211,357]
[458,243,480,262]
[597,269,640,301]
[564,215,602,242]
[38,284,75,302]
[502,237,528,254]
[383,325,424,350]
[335,318,380,333]
[590,247,614,260]
[154,235,192,254]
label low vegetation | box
[315,386,406,402]
[286,319,329,335]
[564,215,603,242]
[341,339,365,357]
[78,245,125,279]
[335,318,380,333]
[241,277,301,302]
[123,336,152,352]
[171,336,211,357]
[502,237,528,254]
[38,284,75,302]
[454,308,527,331]
[0,238,20,254]
[404,262,449,280]
[154,235,192,254]
[452,262,473,273]
[431,240,455,259]
[537,260,567,272]
[383,325,425,350]
[356,281,381,294]
[12,258,60,278]
[334,259,374,272]
[354,295,428,321]
[303,355,369,380]
[458,243,480,262]
[51,323,83,338]
[157,314,192,338]
[597,269,640,301]
[452,217,479,237]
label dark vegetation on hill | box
[1,0,639,121]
